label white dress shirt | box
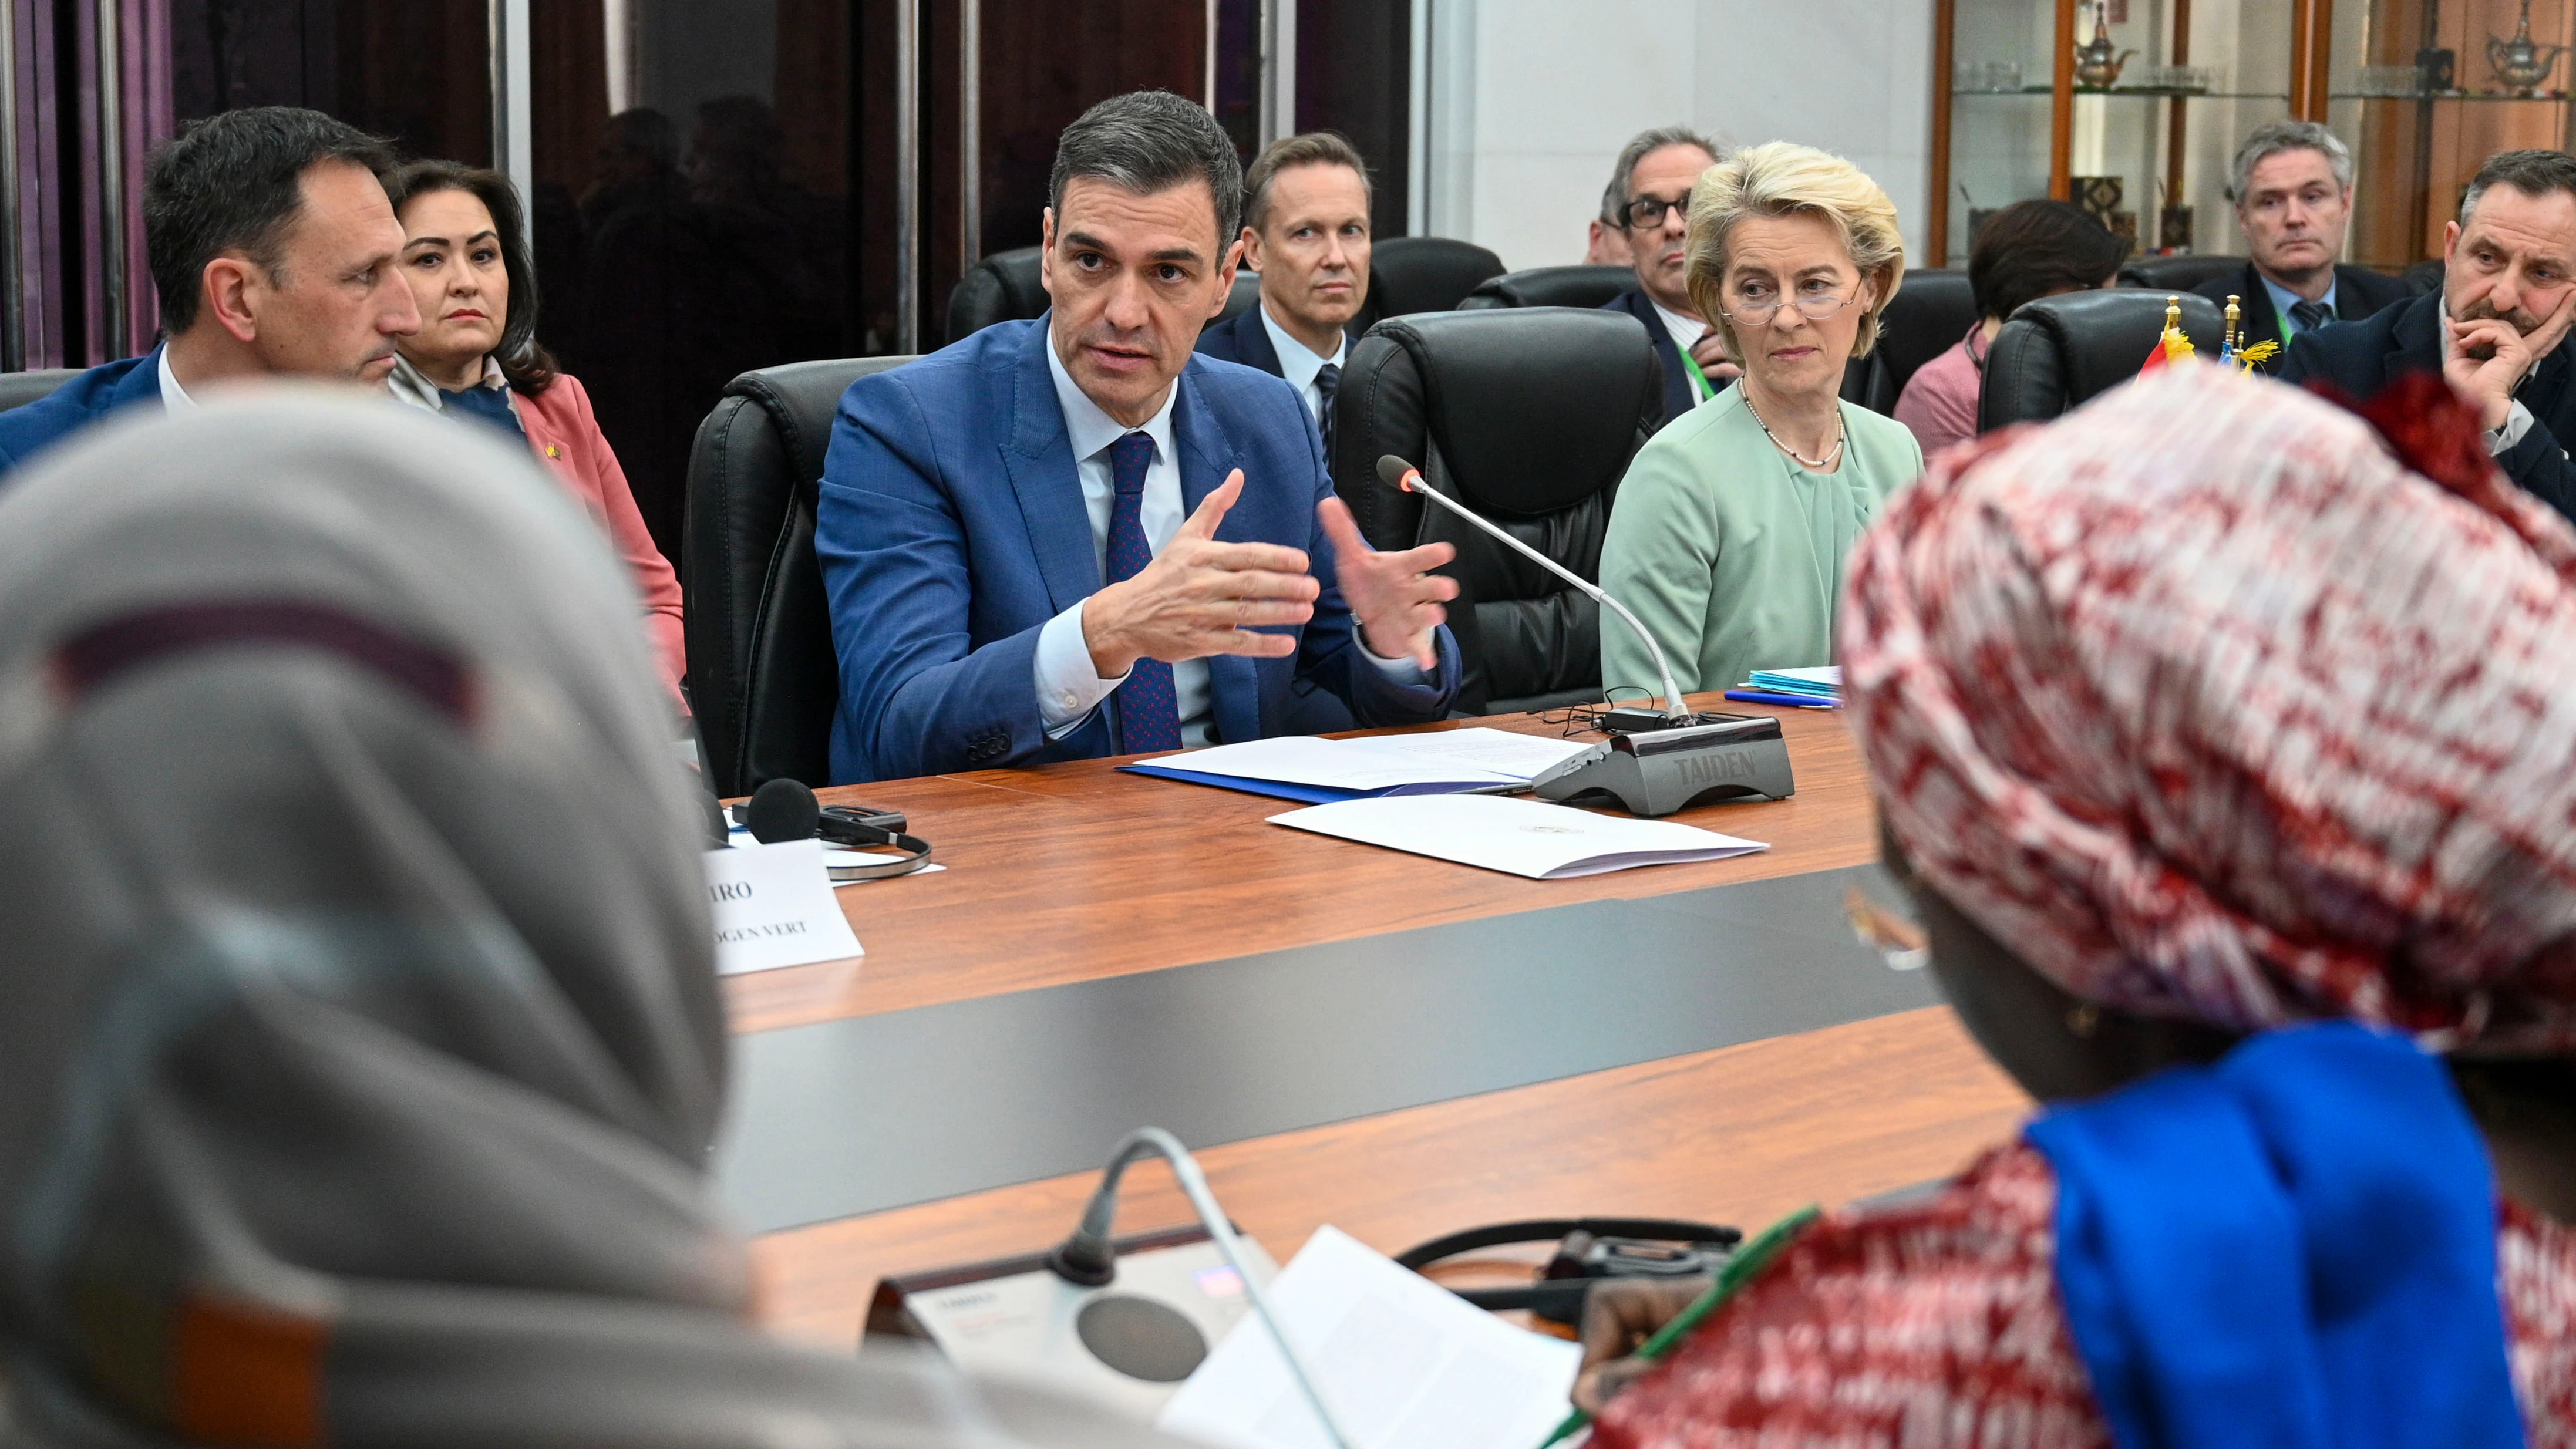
[1030,335,1429,748]
[1257,301,1346,426]
[156,348,198,414]
[1646,295,1708,355]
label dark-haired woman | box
[1894,198,2126,457]
[382,160,687,705]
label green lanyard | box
[1679,348,1717,402]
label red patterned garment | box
[1840,366,2576,1053]
[1595,1144,2576,1449]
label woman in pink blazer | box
[380,159,688,707]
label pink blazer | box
[514,373,689,708]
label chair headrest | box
[1353,308,1659,518]
[1870,269,1978,379]
[1458,265,1638,311]
[725,356,915,484]
[1979,289,2225,432]
[2116,254,2248,294]
[1367,236,1507,318]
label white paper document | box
[1352,727,1592,780]
[1156,1225,1580,1449]
[1270,793,1770,879]
[1160,729,1591,796]
[1167,735,1524,794]
[702,838,864,975]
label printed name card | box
[703,837,865,976]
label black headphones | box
[729,780,935,881]
[1396,1218,1741,1326]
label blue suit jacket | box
[1193,305,1284,376]
[1601,287,1707,430]
[0,349,161,477]
[816,316,1460,784]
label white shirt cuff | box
[1354,631,1435,685]
[1036,601,1126,739]
[2489,400,2537,456]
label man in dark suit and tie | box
[1596,126,1732,429]
[2280,148,2576,523]
[1195,131,1373,458]
[2191,120,2409,371]
[816,91,1463,784]
[0,107,419,478]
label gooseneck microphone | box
[1375,454,1697,728]
[1045,1128,1353,1449]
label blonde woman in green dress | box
[1598,141,1923,702]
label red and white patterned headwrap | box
[1843,363,2576,1052]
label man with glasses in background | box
[1597,126,1729,430]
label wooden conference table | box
[733,695,2029,1349]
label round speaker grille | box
[1075,1294,1209,1382]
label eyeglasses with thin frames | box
[1719,289,1863,328]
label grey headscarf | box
[0,397,1171,1449]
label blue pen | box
[1725,689,1837,709]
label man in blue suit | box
[0,107,417,478]
[818,90,1462,784]
[1597,126,1735,430]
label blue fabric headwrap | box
[2024,1021,2524,1449]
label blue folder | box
[1117,763,1521,804]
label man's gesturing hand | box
[1081,470,1319,678]
[1319,496,1458,670]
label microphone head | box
[1376,454,1421,493]
[744,777,821,844]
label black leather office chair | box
[1330,308,1659,715]
[1354,236,1506,332]
[1842,269,1977,416]
[1979,289,2225,432]
[2118,254,2248,294]
[685,354,916,797]
[2403,258,2444,296]
[1456,264,1637,311]
[945,244,1261,345]
[945,247,1046,343]
[0,368,79,412]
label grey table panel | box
[716,863,1934,1233]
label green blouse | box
[1597,386,1923,701]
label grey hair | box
[2460,147,2576,225]
[2225,120,2353,203]
[1049,90,1245,247]
[1598,124,1725,225]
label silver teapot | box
[2074,1,2136,90]
[2490,0,2567,96]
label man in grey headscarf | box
[0,396,1183,1448]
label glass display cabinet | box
[2328,0,2576,270]
[1930,0,2331,267]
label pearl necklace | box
[1742,393,1846,471]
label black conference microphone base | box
[1529,714,1796,817]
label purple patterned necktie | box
[1105,431,1180,752]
